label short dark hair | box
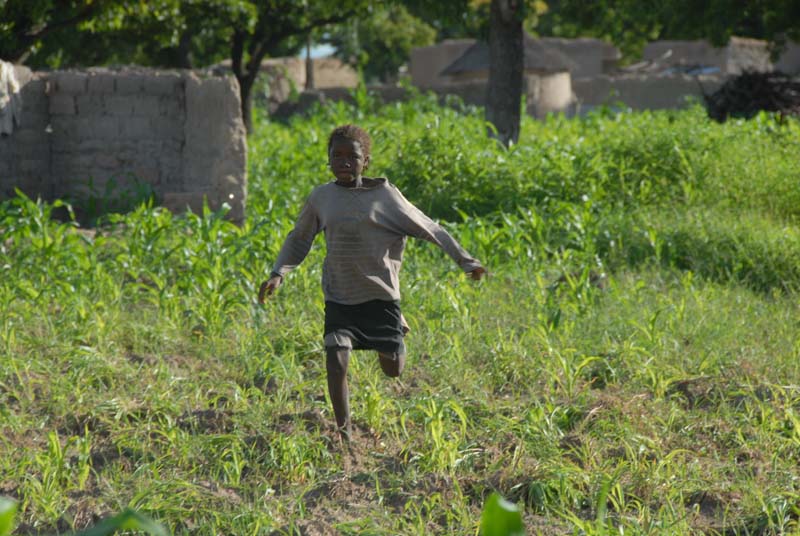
[327,124,372,158]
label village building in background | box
[640,36,774,75]
[438,35,577,118]
[410,39,479,88]
[255,34,800,119]
[575,38,799,113]
[418,35,799,116]
[537,37,622,78]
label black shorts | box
[324,300,406,355]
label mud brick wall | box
[572,74,725,112]
[0,67,50,197]
[0,67,247,221]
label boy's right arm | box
[258,198,321,301]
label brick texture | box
[0,67,247,221]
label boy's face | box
[329,137,369,182]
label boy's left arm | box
[392,188,485,278]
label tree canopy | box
[535,0,800,61]
[5,1,799,73]
[0,0,253,68]
[2,0,799,136]
[1,0,104,64]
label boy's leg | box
[326,346,352,442]
[378,350,405,378]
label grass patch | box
[2,97,799,534]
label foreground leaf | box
[74,508,168,536]
[0,498,16,536]
[480,493,525,536]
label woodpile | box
[703,71,800,121]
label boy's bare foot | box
[336,428,356,475]
[337,423,352,443]
[341,448,352,475]
[469,266,487,280]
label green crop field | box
[2,90,800,535]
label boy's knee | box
[378,352,405,378]
[326,347,350,376]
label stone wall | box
[0,67,247,221]
[424,73,722,115]
[572,74,724,112]
[643,37,772,74]
[332,74,717,116]
[1,66,48,198]
[283,73,726,119]
[775,42,800,75]
[302,79,574,118]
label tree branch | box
[295,11,357,40]
[244,8,356,84]
[20,2,103,43]
[231,5,359,131]
[231,29,245,79]
[6,2,105,62]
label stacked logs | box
[704,71,800,122]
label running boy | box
[259,124,485,442]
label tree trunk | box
[175,31,193,69]
[232,64,259,134]
[229,9,356,134]
[486,0,523,147]
[231,30,261,133]
[305,34,315,90]
[240,77,254,133]
[161,30,193,68]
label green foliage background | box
[326,4,436,83]
[1,95,800,534]
[5,1,800,72]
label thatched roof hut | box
[439,34,577,118]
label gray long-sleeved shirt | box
[272,178,482,304]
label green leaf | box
[0,498,17,536]
[74,508,168,536]
[480,493,525,536]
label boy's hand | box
[468,267,487,281]
[258,275,283,303]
